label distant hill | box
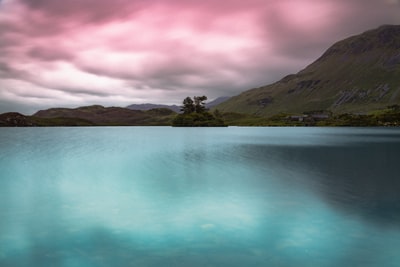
[216,25,400,116]
[0,98,232,127]
[34,105,144,124]
[9,105,177,126]
[0,111,96,126]
[126,103,181,113]
[126,97,230,113]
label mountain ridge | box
[215,25,400,116]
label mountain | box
[126,103,181,113]
[216,25,400,117]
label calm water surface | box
[0,127,399,266]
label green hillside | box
[25,105,175,126]
[216,25,400,117]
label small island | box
[172,96,226,127]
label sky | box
[1,0,400,114]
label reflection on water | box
[0,127,400,266]
[238,142,400,226]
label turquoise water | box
[0,127,399,266]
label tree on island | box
[194,96,207,113]
[181,95,207,114]
[172,96,226,127]
[181,97,195,114]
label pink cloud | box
[0,0,400,114]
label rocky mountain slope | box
[216,25,400,116]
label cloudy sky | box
[1,0,400,114]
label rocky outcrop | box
[0,113,36,126]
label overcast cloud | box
[1,0,400,114]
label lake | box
[0,127,399,267]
